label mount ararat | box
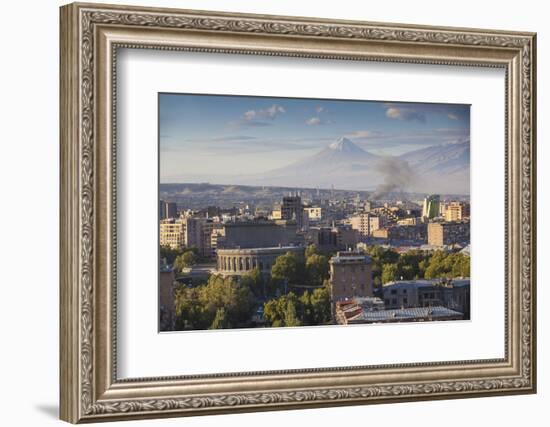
[232,137,470,195]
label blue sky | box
[159,93,470,183]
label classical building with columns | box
[216,246,304,276]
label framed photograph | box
[60,2,537,423]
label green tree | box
[174,275,258,331]
[366,246,399,286]
[240,268,264,297]
[271,251,304,289]
[310,284,331,324]
[284,299,301,327]
[210,307,229,329]
[305,244,319,258]
[381,263,399,284]
[263,295,288,327]
[174,251,197,272]
[263,284,331,328]
[424,251,470,279]
[451,254,470,277]
[160,245,183,265]
[305,254,329,287]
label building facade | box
[427,221,470,246]
[159,218,185,250]
[165,201,178,219]
[304,206,324,222]
[216,246,304,276]
[281,195,304,229]
[219,220,301,249]
[444,201,471,222]
[159,199,167,220]
[381,278,470,319]
[349,213,382,237]
[422,194,441,219]
[307,225,358,252]
[329,251,373,301]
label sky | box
[159,93,470,183]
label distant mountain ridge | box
[234,136,470,195]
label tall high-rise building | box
[422,195,440,219]
[159,200,178,219]
[281,195,304,229]
[166,201,178,219]
[184,217,203,249]
[159,200,167,220]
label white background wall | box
[0,0,546,426]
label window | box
[391,289,397,295]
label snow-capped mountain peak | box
[328,137,365,153]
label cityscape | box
[158,94,471,332]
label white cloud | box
[447,113,459,120]
[385,106,426,123]
[345,130,381,138]
[243,104,286,122]
[315,106,325,113]
[235,104,286,127]
[306,117,322,125]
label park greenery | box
[170,243,470,330]
[365,246,470,285]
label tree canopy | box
[174,275,257,330]
[271,251,305,288]
[173,250,197,273]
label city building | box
[218,220,302,249]
[422,194,441,219]
[281,195,304,229]
[444,201,471,222]
[166,201,178,219]
[307,225,358,252]
[199,220,219,258]
[159,218,185,250]
[216,246,304,277]
[372,206,400,223]
[159,199,167,220]
[397,217,421,226]
[370,224,427,242]
[335,299,463,325]
[159,262,176,331]
[349,213,382,237]
[304,206,324,222]
[427,221,470,246]
[381,278,470,319]
[329,251,373,301]
[184,217,203,249]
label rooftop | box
[217,246,304,254]
[348,306,463,323]
[383,278,470,289]
[330,251,372,264]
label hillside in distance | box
[233,137,470,195]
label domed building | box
[216,246,304,276]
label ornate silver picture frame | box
[60,2,536,423]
